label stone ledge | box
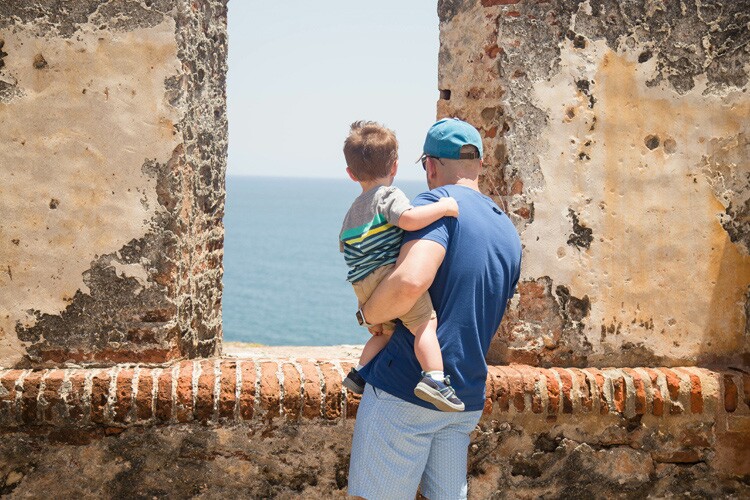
[0,358,747,429]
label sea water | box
[222,175,429,346]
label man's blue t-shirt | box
[359,184,522,411]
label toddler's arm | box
[397,197,458,232]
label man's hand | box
[438,197,459,217]
[361,239,446,325]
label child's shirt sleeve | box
[401,190,451,250]
[377,187,413,225]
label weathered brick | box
[195,359,215,422]
[506,366,525,412]
[659,368,683,415]
[67,371,87,421]
[155,368,173,422]
[319,362,342,420]
[41,370,65,423]
[136,369,154,421]
[553,368,574,414]
[623,368,647,415]
[239,360,255,421]
[218,360,237,419]
[259,361,280,420]
[570,368,592,412]
[612,374,626,414]
[341,361,361,419]
[518,365,543,414]
[488,365,510,412]
[676,368,703,414]
[90,369,111,424]
[0,369,23,425]
[113,369,134,423]
[282,363,301,420]
[540,368,560,415]
[174,360,195,422]
[300,361,322,419]
[642,367,664,417]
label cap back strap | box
[458,151,480,159]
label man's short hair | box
[343,121,398,181]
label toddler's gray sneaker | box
[414,372,465,412]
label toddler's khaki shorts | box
[351,263,436,332]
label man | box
[348,118,522,499]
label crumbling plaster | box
[0,0,227,368]
[437,0,750,367]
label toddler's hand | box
[439,197,459,218]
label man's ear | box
[346,167,358,182]
[426,157,438,182]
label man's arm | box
[361,238,446,326]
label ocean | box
[222,175,429,346]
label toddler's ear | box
[346,167,358,182]
[390,159,398,177]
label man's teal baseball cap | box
[420,118,483,161]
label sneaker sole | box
[342,377,364,395]
[414,382,465,412]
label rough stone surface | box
[0,359,748,498]
[437,0,750,368]
[0,0,227,368]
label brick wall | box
[1,358,748,497]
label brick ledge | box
[0,359,747,428]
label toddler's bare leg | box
[410,318,443,373]
[358,329,393,366]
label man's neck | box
[454,177,480,191]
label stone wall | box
[0,0,227,369]
[1,358,748,497]
[436,0,750,368]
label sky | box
[226,1,440,181]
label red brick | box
[518,366,543,414]
[623,369,646,415]
[659,368,683,415]
[612,375,626,414]
[90,369,111,424]
[741,372,750,410]
[282,363,301,420]
[300,361,322,419]
[155,368,173,422]
[540,368,560,415]
[675,368,703,414]
[195,359,216,422]
[341,361,361,419]
[0,369,22,424]
[724,374,738,412]
[506,366,525,412]
[259,361,280,420]
[320,362,342,420]
[67,371,87,421]
[174,360,195,423]
[642,368,664,417]
[239,360,255,420]
[218,360,237,419]
[136,369,154,420]
[570,368,592,411]
[552,368,574,414]
[113,369,134,423]
[489,366,510,412]
[41,370,65,423]
[588,369,609,415]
